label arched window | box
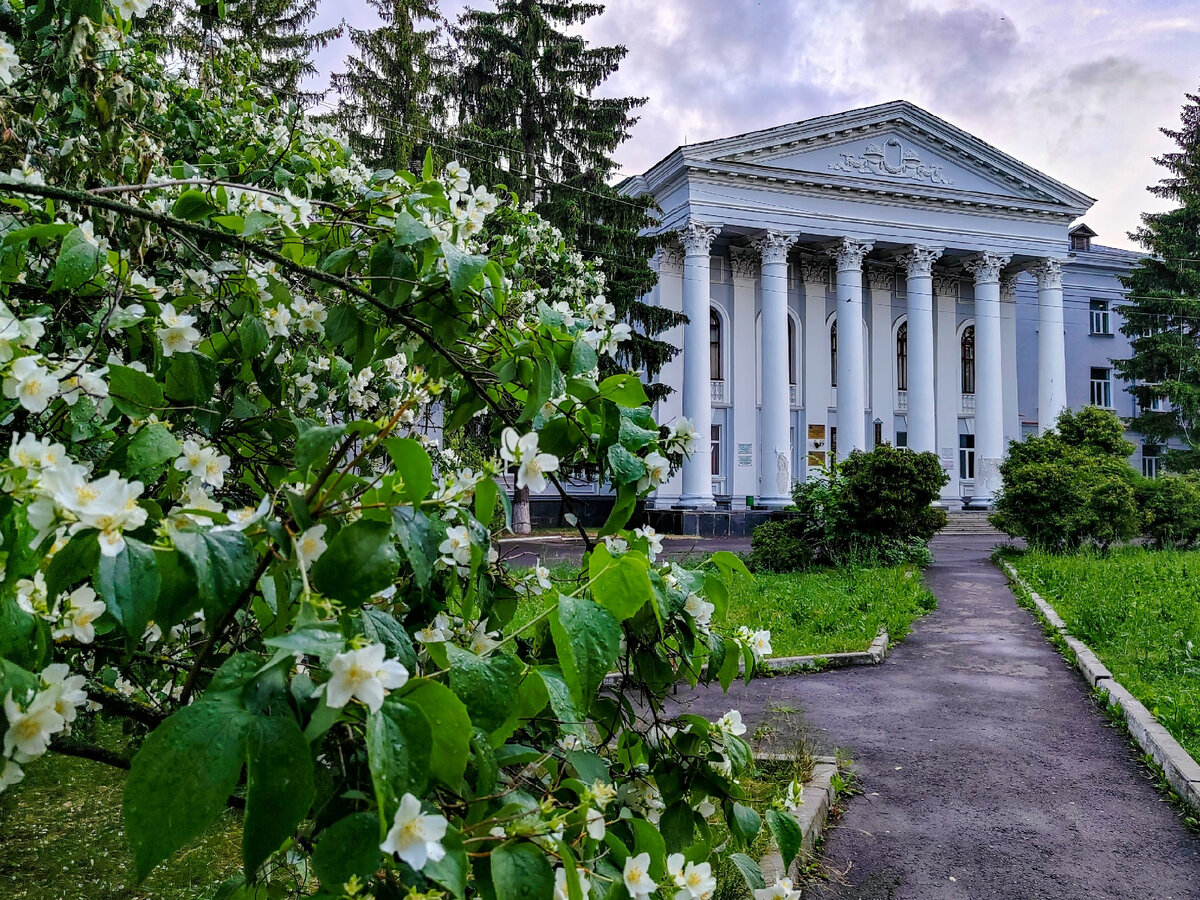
[961,325,975,394]
[710,310,721,380]
[896,322,908,391]
[788,317,797,386]
[830,321,838,387]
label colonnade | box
[673,218,1068,509]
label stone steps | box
[942,511,1001,535]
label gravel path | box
[675,534,1200,899]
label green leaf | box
[598,483,637,537]
[588,544,652,621]
[165,351,219,408]
[548,594,620,713]
[97,538,161,641]
[727,802,761,847]
[109,365,164,418]
[366,698,432,823]
[44,531,100,600]
[491,842,554,900]
[394,209,434,245]
[618,415,658,451]
[172,189,218,221]
[598,374,649,408]
[400,680,471,788]
[293,420,346,473]
[475,477,500,526]
[311,812,380,890]
[569,338,598,376]
[445,645,523,732]
[606,443,647,486]
[728,853,766,892]
[50,231,102,292]
[172,529,256,623]
[766,808,803,868]
[425,825,469,898]
[311,519,399,607]
[710,550,752,582]
[124,699,253,879]
[538,666,584,737]
[383,437,433,503]
[392,506,438,588]
[659,802,695,854]
[441,241,489,297]
[629,819,666,878]
[115,424,181,483]
[358,608,417,671]
[243,715,315,880]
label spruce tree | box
[331,0,449,172]
[1115,88,1200,470]
[453,0,684,396]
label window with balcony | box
[788,317,797,388]
[710,424,722,476]
[959,434,975,479]
[709,309,722,379]
[1090,299,1112,335]
[1090,367,1112,408]
[830,320,837,387]
[896,321,908,391]
[961,326,975,396]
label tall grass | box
[1010,547,1200,759]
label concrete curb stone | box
[1001,560,1200,817]
[757,755,840,884]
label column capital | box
[1030,258,1064,289]
[797,255,829,286]
[753,230,798,266]
[825,237,875,271]
[680,218,720,257]
[729,246,759,281]
[1000,275,1019,303]
[963,251,1012,284]
[931,270,959,297]
[658,245,685,274]
[866,264,896,292]
[897,245,944,279]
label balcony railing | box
[711,380,726,403]
[960,393,976,415]
[896,389,908,412]
[790,384,799,406]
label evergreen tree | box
[331,0,449,172]
[1115,87,1200,471]
[453,1,684,397]
[173,1,341,101]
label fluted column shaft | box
[755,231,798,506]
[679,219,720,508]
[830,238,874,456]
[1033,260,1066,434]
[899,246,943,454]
[965,251,1011,505]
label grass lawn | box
[0,722,242,900]
[516,562,936,658]
[1006,547,1200,760]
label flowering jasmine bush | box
[0,2,799,898]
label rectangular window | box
[1142,445,1161,479]
[711,424,722,476]
[959,434,975,480]
[896,431,908,448]
[1090,299,1112,335]
[1090,367,1112,408]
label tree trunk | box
[513,485,531,535]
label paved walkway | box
[676,534,1200,899]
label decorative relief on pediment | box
[829,137,953,185]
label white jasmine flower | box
[637,452,671,493]
[634,525,663,561]
[129,271,165,300]
[623,852,658,899]
[294,524,327,568]
[684,594,714,632]
[554,866,592,900]
[668,418,698,456]
[53,585,106,644]
[10,433,66,471]
[0,759,23,791]
[532,562,552,594]
[213,495,271,533]
[3,690,64,759]
[695,798,717,819]
[716,709,747,737]
[438,524,472,567]
[116,0,153,18]
[603,534,628,554]
[748,629,773,661]
[415,612,452,644]
[156,303,201,356]
[499,428,559,493]
[39,663,87,725]
[324,643,409,714]
[0,37,23,87]
[754,878,802,900]
[785,778,804,810]
[15,571,49,616]
[380,792,448,870]
[585,806,606,840]
[444,162,470,194]
[467,621,500,655]
[4,355,60,413]
[668,854,716,900]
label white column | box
[730,248,759,506]
[755,231,798,506]
[828,238,874,456]
[679,219,720,508]
[964,251,1012,505]
[933,273,961,506]
[1000,276,1021,446]
[652,248,685,505]
[867,265,896,447]
[1031,259,1066,433]
[898,246,943,454]
[800,257,830,479]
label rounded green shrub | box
[1137,473,1200,548]
[748,519,815,573]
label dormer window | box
[1069,223,1097,253]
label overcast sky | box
[309,0,1200,251]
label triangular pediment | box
[676,101,1093,213]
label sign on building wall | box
[737,442,753,467]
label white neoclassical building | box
[619,100,1146,512]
